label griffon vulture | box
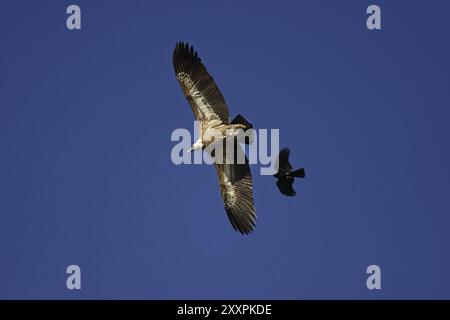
[173,42,256,234]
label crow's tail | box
[292,168,305,178]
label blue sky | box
[1,0,450,299]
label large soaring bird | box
[274,148,305,197]
[173,42,256,234]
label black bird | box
[273,148,305,196]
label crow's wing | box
[173,42,229,123]
[276,148,292,172]
[276,178,296,197]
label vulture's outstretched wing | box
[173,42,229,123]
[213,142,256,234]
[276,178,296,197]
[277,148,292,173]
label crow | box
[273,148,305,196]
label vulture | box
[274,148,305,196]
[173,41,256,234]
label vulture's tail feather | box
[231,114,253,130]
[231,114,254,144]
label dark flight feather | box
[173,42,229,123]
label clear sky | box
[1,0,450,299]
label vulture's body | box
[173,42,256,234]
